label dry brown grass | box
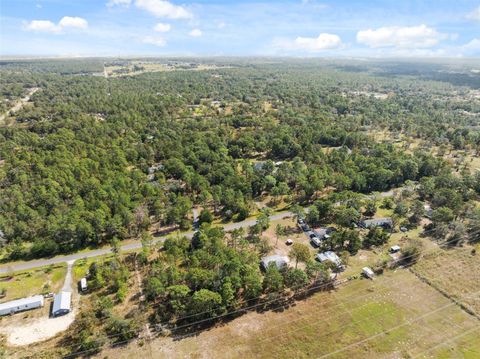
[95,270,480,359]
[413,245,480,315]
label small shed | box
[362,267,375,279]
[390,245,401,253]
[52,291,71,317]
[0,295,44,316]
[80,278,88,292]
[260,255,289,271]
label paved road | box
[0,211,295,274]
[0,184,408,275]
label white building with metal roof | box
[0,295,44,316]
[316,251,342,267]
[52,291,71,317]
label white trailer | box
[80,277,88,292]
[362,267,375,279]
[0,295,44,316]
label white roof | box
[390,245,401,251]
[53,291,71,313]
[0,295,44,310]
[80,278,87,287]
[317,251,341,266]
[261,255,289,269]
[362,267,374,275]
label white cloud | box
[58,16,88,29]
[24,16,88,33]
[356,25,448,48]
[274,33,343,53]
[142,35,166,46]
[154,22,171,32]
[189,28,202,37]
[463,38,480,51]
[107,0,132,6]
[24,20,60,33]
[466,6,480,21]
[135,0,192,19]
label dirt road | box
[0,87,39,125]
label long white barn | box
[0,295,44,316]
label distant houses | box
[360,217,393,229]
[0,295,44,316]
[260,255,289,271]
[52,291,71,317]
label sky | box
[0,0,479,57]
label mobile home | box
[0,295,44,316]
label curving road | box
[0,211,295,274]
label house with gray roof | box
[260,255,289,271]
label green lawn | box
[0,264,67,301]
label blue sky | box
[0,0,479,57]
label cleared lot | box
[96,270,480,359]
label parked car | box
[400,226,408,232]
[297,218,305,225]
[285,239,293,245]
[310,237,321,247]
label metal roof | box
[316,251,341,266]
[0,295,44,311]
[52,291,71,313]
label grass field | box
[413,245,480,316]
[96,269,480,359]
[0,264,66,302]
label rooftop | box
[0,295,44,310]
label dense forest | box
[0,58,479,260]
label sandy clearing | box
[1,309,76,346]
[0,259,76,346]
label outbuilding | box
[362,267,375,279]
[0,295,44,316]
[389,245,401,253]
[260,255,289,271]
[52,291,71,317]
